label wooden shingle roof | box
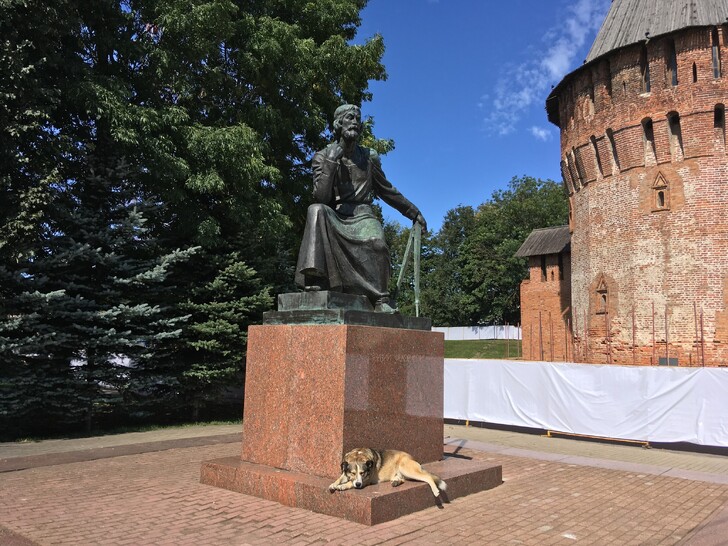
[586,0,728,63]
[514,226,571,258]
[546,0,728,126]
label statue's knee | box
[307,203,328,218]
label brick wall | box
[520,254,572,362]
[554,26,728,366]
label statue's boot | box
[374,297,398,314]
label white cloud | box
[481,0,610,136]
[530,126,552,141]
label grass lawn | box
[445,339,522,359]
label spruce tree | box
[1,0,387,436]
[0,157,197,435]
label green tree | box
[141,0,387,415]
[0,158,197,436]
[420,205,476,326]
[462,176,569,325]
[1,0,387,435]
[383,219,419,316]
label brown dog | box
[328,448,447,497]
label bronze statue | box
[295,105,426,313]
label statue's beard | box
[343,128,359,141]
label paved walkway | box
[446,425,728,484]
[0,425,242,472]
[1,423,727,545]
[0,424,243,459]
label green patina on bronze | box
[294,105,427,314]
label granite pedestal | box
[200,292,502,524]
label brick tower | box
[541,0,728,366]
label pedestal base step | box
[264,292,432,330]
[200,449,502,525]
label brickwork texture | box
[523,23,728,366]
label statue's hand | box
[325,143,345,162]
[414,212,427,232]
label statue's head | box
[333,104,361,140]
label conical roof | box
[586,0,728,63]
[546,0,728,125]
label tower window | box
[713,28,722,78]
[667,112,683,160]
[568,197,574,233]
[561,159,575,194]
[692,62,698,82]
[540,255,547,282]
[606,128,620,172]
[640,45,651,92]
[604,59,612,97]
[590,135,603,177]
[568,151,581,190]
[666,39,678,86]
[573,147,587,184]
[587,84,595,117]
[715,104,726,151]
[585,70,595,117]
[642,118,656,164]
[652,172,670,211]
[596,278,608,315]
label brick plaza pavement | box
[1,425,728,545]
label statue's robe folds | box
[295,144,420,303]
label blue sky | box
[355,0,611,231]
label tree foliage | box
[420,205,476,326]
[408,177,568,326]
[0,159,197,433]
[462,176,569,325]
[383,218,428,317]
[0,0,386,437]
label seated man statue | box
[295,104,427,313]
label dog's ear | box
[365,460,374,470]
[341,461,348,474]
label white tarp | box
[433,325,522,340]
[444,359,728,447]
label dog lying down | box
[329,448,447,497]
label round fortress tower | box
[546,0,728,365]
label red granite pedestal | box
[201,322,502,525]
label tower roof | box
[514,226,570,258]
[546,0,728,126]
[586,0,728,63]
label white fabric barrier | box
[444,359,728,447]
[433,325,522,340]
